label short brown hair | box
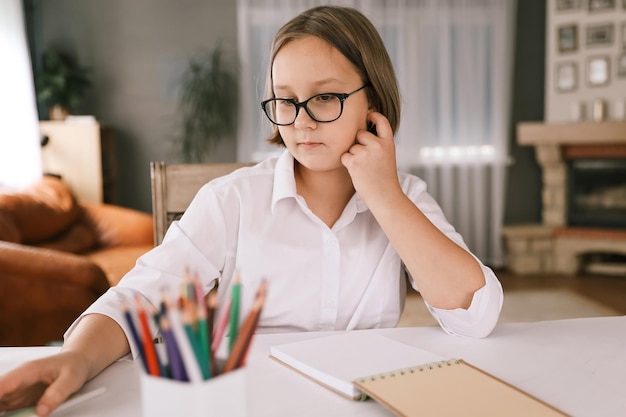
[264,5,401,146]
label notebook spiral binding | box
[356,359,462,383]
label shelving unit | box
[39,120,117,204]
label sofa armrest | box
[0,241,109,293]
[0,241,110,346]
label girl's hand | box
[341,112,403,207]
[0,351,90,416]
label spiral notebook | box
[270,331,569,417]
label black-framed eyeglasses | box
[261,84,369,126]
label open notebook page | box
[270,330,445,400]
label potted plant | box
[36,48,92,120]
[177,46,238,163]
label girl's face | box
[271,36,370,172]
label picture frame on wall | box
[588,0,616,11]
[617,53,626,78]
[557,24,578,53]
[586,23,614,46]
[556,0,582,10]
[587,56,610,86]
[556,61,578,92]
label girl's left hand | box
[340,112,403,207]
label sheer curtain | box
[237,0,516,266]
[0,0,41,189]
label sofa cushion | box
[81,203,154,247]
[0,211,20,243]
[87,245,153,286]
[0,175,80,244]
[35,218,98,254]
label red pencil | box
[135,295,161,376]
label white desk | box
[1,316,625,417]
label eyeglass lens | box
[264,94,342,125]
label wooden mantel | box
[517,121,626,145]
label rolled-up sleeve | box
[424,264,503,338]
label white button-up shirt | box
[67,150,502,357]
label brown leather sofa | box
[0,175,154,346]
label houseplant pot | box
[177,46,238,163]
[36,49,91,120]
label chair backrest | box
[150,161,254,245]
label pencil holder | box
[140,368,247,417]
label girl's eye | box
[314,94,335,103]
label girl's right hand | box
[0,351,90,417]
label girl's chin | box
[294,157,346,173]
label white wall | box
[545,0,626,122]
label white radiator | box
[412,161,507,267]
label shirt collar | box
[271,149,298,211]
[270,149,369,215]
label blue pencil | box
[122,301,148,372]
[160,313,188,382]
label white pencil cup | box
[141,368,247,417]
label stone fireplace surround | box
[503,121,626,275]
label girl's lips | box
[299,142,323,149]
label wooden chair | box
[150,161,253,245]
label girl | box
[0,5,502,416]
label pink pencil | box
[211,295,231,353]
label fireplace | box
[503,121,626,275]
[566,158,626,229]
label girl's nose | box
[293,107,317,130]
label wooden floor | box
[494,268,626,315]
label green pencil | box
[183,304,210,380]
[228,272,241,354]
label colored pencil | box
[228,272,242,354]
[196,303,212,378]
[122,300,148,372]
[160,313,188,381]
[206,292,218,377]
[150,309,170,378]
[135,296,161,376]
[191,271,210,372]
[183,303,211,380]
[222,280,267,373]
[211,295,231,353]
[206,290,216,341]
[239,280,269,367]
[166,300,204,382]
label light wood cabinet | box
[39,120,117,204]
